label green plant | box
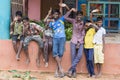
[30,20,73,41]
[65,22,73,41]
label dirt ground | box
[0,70,120,80]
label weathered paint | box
[0,40,120,74]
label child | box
[43,8,53,67]
[84,20,96,78]
[48,3,69,78]
[10,11,24,61]
[64,8,85,78]
[93,16,106,77]
[23,17,44,67]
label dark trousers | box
[84,49,95,76]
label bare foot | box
[45,62,48,67]
[91,75,96,78]
[26,59,30,64]
[16,55,20,61]
[54,73,59,78]
[87,74,90,78]
[36,59,40,67]
[96,73,101,78]
[43,59,45,62]
[54,67,59,78]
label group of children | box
[10,3,106,78]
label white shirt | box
[93,27,106,44]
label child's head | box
[23,16,29,26]
[15,11,22,21]
[75,11,83,21]
[85,20,92,29]
[52,9,61,20]
[96,16,103,27]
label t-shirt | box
[84,28,96,48]
[93,27,106,44]
[49,16,65,38]
[13,22,23,35]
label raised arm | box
[90,9,100,23]
[10,17,18,35]
[59,3,70,16]
[44,8,52,23]
[64,8,77,23]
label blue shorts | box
[52,37,66,57]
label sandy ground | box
[0,70,119,80]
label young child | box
[10,11,24,61]
[93,16,106,77]
[43,8,53,67]
[23,17,44,67]
[84,20,96,78]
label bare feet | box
[36,59,40,67]
[96,73,102,78]
[91,75,96,78]
[66,71,72,78]
[87,74,90,78]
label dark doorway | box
[41,0,60,19]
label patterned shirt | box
[49,16,66,38]
[64,11,85,44]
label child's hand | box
[59,3,67,7]
[13,17,18,22]
[91,9,100,13]
[71,8,77,12]
[10,31,13,35]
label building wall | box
[0,40,120,74]
[28,0,41,20]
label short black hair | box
[52,9,60,14]
[16,11,22,17]
[23,16,29,21]
[86,20,91,23]
[97,16,103,21]
[76,11,83,16]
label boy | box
[10,11,24,61]
[64,8,85,78]
[23,17,44,67]
[48,3,69,78]
[43,8,53,67]
[93,16,106,77]
[84,20,96,78]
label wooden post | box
[23,0,28,16]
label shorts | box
[52,37,66,57]
[23,35,43,50]
[94,44,104,64]
[12,35,24,42]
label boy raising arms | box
[48,3,69,78]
